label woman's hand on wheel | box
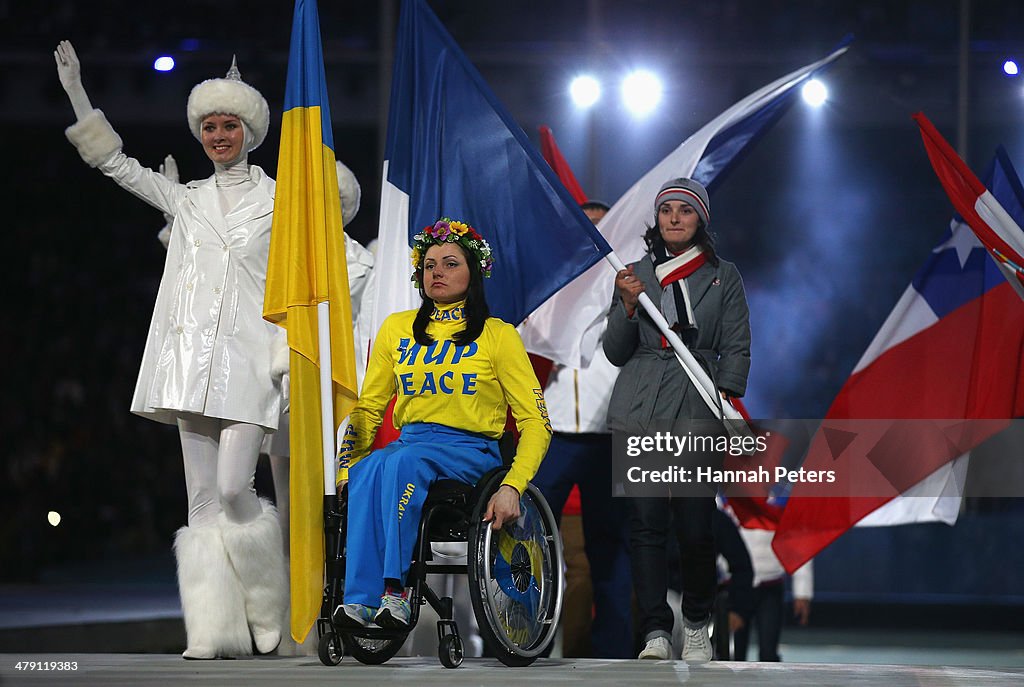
[483,485,521,531]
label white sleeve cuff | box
[65,109,122,168]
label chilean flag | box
[914,113,1024,301]
[772,147,1024,573]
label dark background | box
[3,1,1023,622]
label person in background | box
[604,178,751,663]
[56,40,287,659]
[731,516,813,661]
[532,199,633,658]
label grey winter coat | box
[603,253,751,434]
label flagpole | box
[604,252,749,432]
[317,301,335,495]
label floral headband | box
[410,218,494,287]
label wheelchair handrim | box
[479,482,564,658]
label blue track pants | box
[344,423,502,607]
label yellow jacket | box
[339,300,550,494]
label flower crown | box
[410,218,494,287]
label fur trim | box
[336,161,361,226]
[220,501,288,654]
[65,109,122,168]
[173,524,252,659]
[187,79,269,152]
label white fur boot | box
[220,502,288,655]
[173,524,252,659]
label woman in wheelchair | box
[335,218,551,631]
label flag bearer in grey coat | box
[603,177,751,663]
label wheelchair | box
[316,465,564,668]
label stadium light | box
[570,75,601,109]
[621,70,662,116]
[153,56,175,72]
[801,78,828,107]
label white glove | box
[159,154,179,183]
[157,154,179,232]
[54,40,94,120]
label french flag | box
[355,0,612,445]
[358,0,611,353]
[772,147,1024,573]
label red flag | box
[720,397,789,530]
[539,126,588,205]
[913,113,1024,299]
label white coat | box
[98,152,285,429]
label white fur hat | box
[186,57,269,152]
[336,161,361,226]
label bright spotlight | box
[1004,60,1019,76]
[801,79,828,107]
[153,56,175,72]
[621,70,662,116]
[47,511,61,527]
[570,75,601,108]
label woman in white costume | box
[55,40,287,659]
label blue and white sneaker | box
[333,603,377,629]
[374,591,411,628]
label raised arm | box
[55,40,185,215]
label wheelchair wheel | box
[317,631,343,666]
[467,473,564,667]
[438,634,464,669]
[341,632,408,665]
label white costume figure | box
[55,40,288,659]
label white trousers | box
[178,414,266,527]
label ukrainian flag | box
[264,0,358,643]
